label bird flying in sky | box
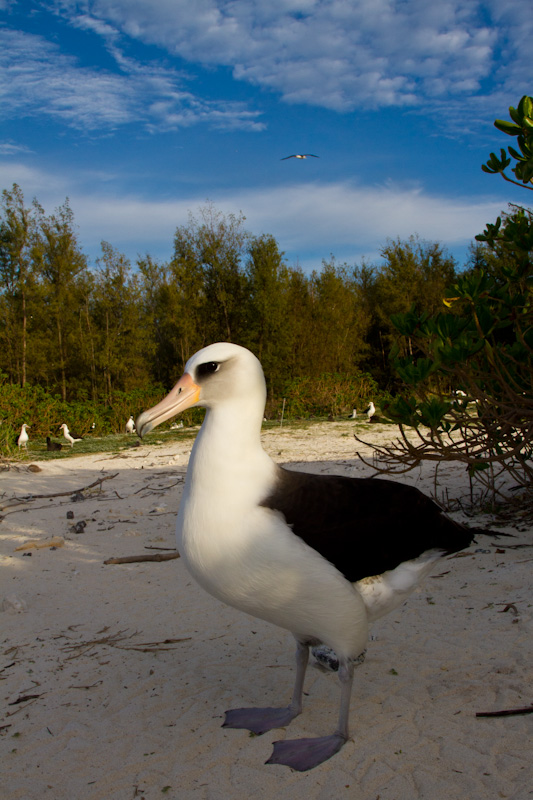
[281,154,319,160]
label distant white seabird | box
[363,401,375,421]
[17,423,30,449]
[281,154,319,160]
[59,423,82,447]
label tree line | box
[4,93,530,508]
[368,94,533,507]
[0,187,461,420]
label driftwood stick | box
[144,545,177,551]
[116,637,191,652]
[104,552,180,565]
[476,704,533,718]
[1,473,119,510]
[8,693,44,706]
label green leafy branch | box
[358,196,533,508]
[482,95,533,191]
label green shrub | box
[266,372,381,419]
[0,376,193,454]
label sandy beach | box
[1,421,532,800]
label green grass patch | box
[6,415,394,462]
[9,427,200,461]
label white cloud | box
[67,11,120,40]
[4,0,529,136]
[0,29,135,129]
[217,181,506,261]
[0,160,507,268]
[0,162,70,196]
[75,181,510,270]
[54,0,528,114]
[0,141,33,156]
[0,27,264,132]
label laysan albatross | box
[281,153,319,160]
[135,342,486,771]
[17,423,30,449]
[59,423,82,447]
[363,400,376,421]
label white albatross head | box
[136,342,266,438]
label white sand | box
[1,421,532,800]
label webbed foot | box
[223,706,298,735]
[266,732,346,771]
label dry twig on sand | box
[60,628,190,657]
[60,629,135,658]
[0,472,119,513]
[477,704,533,718]
[103,552,180,564]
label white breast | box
[176,468,368,660]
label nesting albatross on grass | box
[59,423,82,447]
[136,342,488,771]
[17,423,30,449]
[363,401,376,421]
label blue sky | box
[0,0,530,273]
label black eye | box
[197,361,220,377]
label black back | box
[261,467,474,582]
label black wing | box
[261,467,474,582]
